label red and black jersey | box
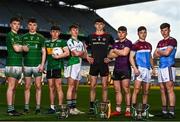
[87,33,114,63]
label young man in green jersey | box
[45,26,69,114]
[64,24,87,115]
[21,18,46,114]
[6,17,23,116]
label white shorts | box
[64,63,82,81]
[135,66,151,83]
[158,67,176,83]
[5,66,22,79]
[23,66,42,77]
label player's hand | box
[113,48,118,53]
[78,51,84,57]
[134,68,140,76]
[22,45,29,52]
[104,57,111,64]
[38,64,44,72]
[13,44,23,52]
[86,56,94,64]
[52,54,60,59]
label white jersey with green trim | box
[67,38,85,66]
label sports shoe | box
[35,109,41,115]
[125,111,131,117]
[7,110,21,116]
[88,108,95,115]
[69,109,78,115]
[111,111,121,116]
[23,109,29,114]
[168,113,175,119]
[47,108,56,114]
[142,112,154,117]
[155,112,168,118]
[73,108,85,114]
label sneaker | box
[111,111,121,116]
[69,109,78,115]
[47,108,56,114]
[142,112,154,117]
[23,109,29,114]
[155,112,168,118]
[73,108,85,114]
[35,109,41,115]
[88,108,95,115]
[7,110,21,116]
[125,111,131,117]
[168,113,175,119]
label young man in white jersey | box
[64,24,87,115]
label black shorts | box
[111,70,131,81]
[46,69,62,79]
[89,63,109,77]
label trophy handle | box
[107,102,111,119]
[94,99,99,115]
[131,105,136,117]
[144,104,150,119]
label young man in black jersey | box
[86,18,114,114]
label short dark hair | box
[28,18,37,23]
[94,18,105,23]
[160,23,170,29]
[118,26,127,32]
[137,26,146,32]
[51,25,60,31]
[69,23,79,31]
[10,17,21,23]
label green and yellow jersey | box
[45,39,67,70]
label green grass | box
[0,84,179,121]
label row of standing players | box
[6,17,177,119]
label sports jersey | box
[67,38,84,66]
[87,33,114,63]
[157,37,177,68]
[6,31,22,66]
[112,39,132,71]
[21,33,45,67]
[131,40,152,69]
[45,39,67,70]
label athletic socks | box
[126,105,131,112]
[24,104,29,110]
[72,99,77,109]
[162,106,168,114]
[67,99,73,109]
[8,105,14,112]
[50,105,55,110]
[36,104,40,110]
[169,106,175,115]
[116,104,121,112]
[90,101,94,109]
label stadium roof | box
[60,0,157,9]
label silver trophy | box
[132,103,150,120]
[137,103,143,120]
[99,101,111,119]
[99,102,108,119]
[58,104,69,119]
